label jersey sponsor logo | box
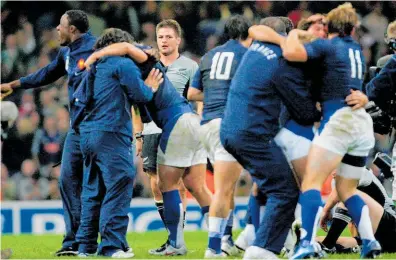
[142,157,150,165]
[74,70,84,76]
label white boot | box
[243,246,278,259]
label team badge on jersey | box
[77,58,85,70]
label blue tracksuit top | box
[77,56,154,138]
[20,32,96,115]
[221,41,283,140]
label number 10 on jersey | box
[210,52,235,80]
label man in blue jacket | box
[73,28,162,258]
[220,18,301,259]
[0,10,96,256]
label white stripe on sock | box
[357,205,376,241]
[294,203,302,220]
[227,210,234,227]
[333,213,352,223]
[311,206,323,243]
[209,217,226,233]
[284,229,295,251]
[176,203,185,248]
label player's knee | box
[186,184,202,196]
[152,186,162,199]
[145,169,157,177]
[178,182,187,193]
[214,186,234,199]
[157,179,177,192]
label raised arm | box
[248,25,284,46]
[85,42,148,69]
[118,59,162,103]
[282,29,309,62]
[1,49,66,93]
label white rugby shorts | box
[313,107,375,157]
[157,113,207,167]
[274,127,313,161]
[198,118,237,164]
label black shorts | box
[141,133,161,173]
[375,210,396,252]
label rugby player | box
[188,15,252,258]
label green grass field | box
[2,231,396,259]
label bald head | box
[1,101,18,125]
[377,55,393,68]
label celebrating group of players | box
[1,2,396,259]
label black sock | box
[322,208,351,248]
[155,201,166,226]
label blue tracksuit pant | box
[59,130,83,249]
[76,131,135,256]
[220,131,299,254]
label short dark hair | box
[224,15,252,40]
[259,17,287,35]
[94,28,134,50]
[65,10,89,33]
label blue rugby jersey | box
[303,36,365,123]
[191,39,248,124]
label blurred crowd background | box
[1,1,395,201]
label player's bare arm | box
[85,42,148,69]
[248,25,284,45]
[187,88,204,101]
[132,105,144,156]
[0,79,21,93]
[320,187,340,232]
[282,29,310,62]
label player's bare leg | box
[183,163,212,208]
[202,161,242,257]
[291,156,307,184]
[317,190,385,253]
[150,174,163,201]
[294,146,380,258]
[281,156,306,256]
[178,178,188,211]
